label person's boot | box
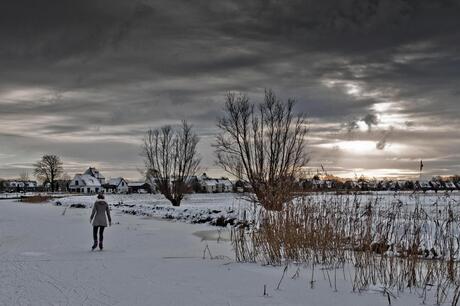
[99,241,103,250]
[91,241,98,251]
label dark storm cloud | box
[0,0,460,179]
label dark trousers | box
[93,226,105,242]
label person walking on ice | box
[90,193,111,251]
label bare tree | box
[34,155,64,192]
[215,89,308,211]
[141,121,200,206]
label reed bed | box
[232,192,460,304]
[20,195,51,203]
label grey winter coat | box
[90,200,112,227]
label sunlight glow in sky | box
[317,141,406,155]
[0,1,459,180]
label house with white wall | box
[201,179,217,193]
[1,180,38,192]
[198,173,233,193]
[216,179,233,192]
[104,177,129,194]
[69,174,102,193]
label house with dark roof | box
[128,182,154,194]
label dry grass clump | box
[232,192,460,304]
[21,195,51,203]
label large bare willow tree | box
[34,154,64,192]
[215,90,308,211]
[141,121,200,207]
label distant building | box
[69,174,102,193]
[83,167,105,185]
[357,179,369,190]
[69,167,109,193]
[311,179,323,190]
[429,180,442,191]
[322,180,334,189]
[444,181,457,191]
[198,173,233,193]
[398,180,407,189]
[103,177,129,194]
[217,179,233,192]
[128,182,154,194]
[417,180,431,191]
[201,179,217,193]
[1,180,38,192]
[234,180,252,193]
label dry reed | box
[232,192,460,304]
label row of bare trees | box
[141,89,309,210]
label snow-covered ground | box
[53,191,460,228]
[55,193,255,227]
[0,198,424,306]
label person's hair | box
[97,193,104,200]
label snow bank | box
[54,193,256,227]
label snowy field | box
[0,197,426,306]
[0,192,68,200]
[54,193,255,227]
[53,190,460,228]
[53,191,460,261]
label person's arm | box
[106,202,112,226]
[90,203,96,223]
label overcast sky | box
[0,0,459,180]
